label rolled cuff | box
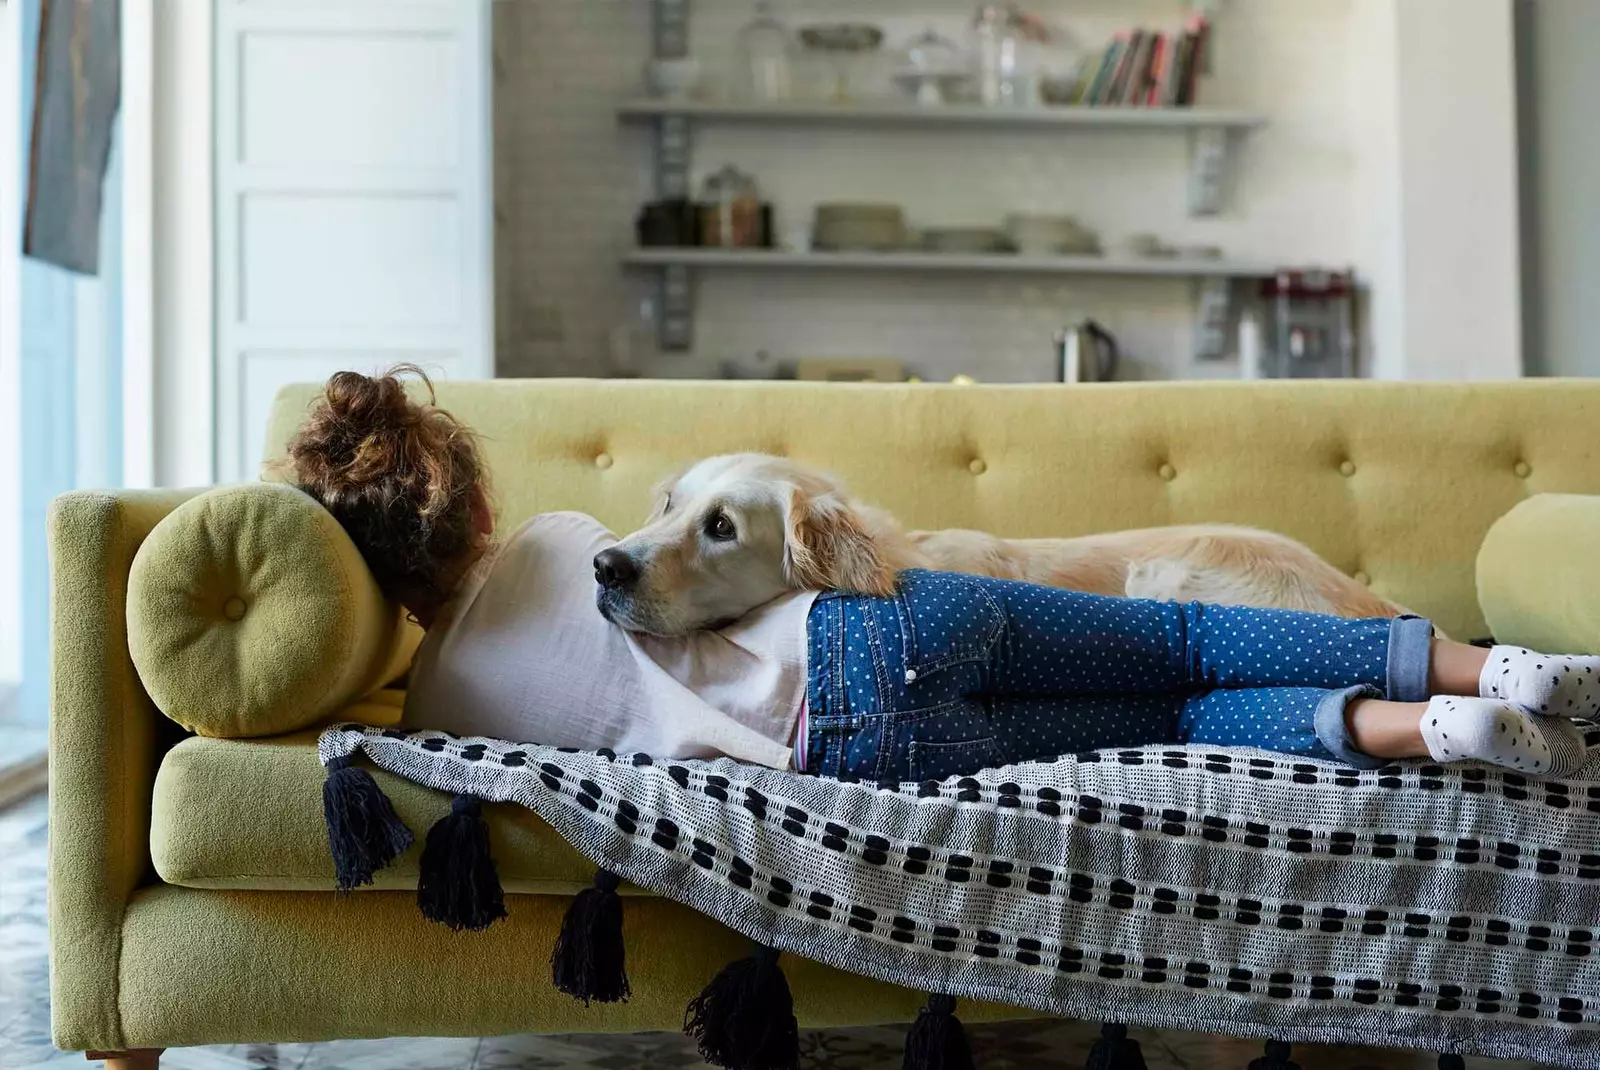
[1314,684,1388,769]
[1386,614,1435,703]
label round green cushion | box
[128,482,421,738]
[1478,493,1600,655]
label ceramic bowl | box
[921,227,1012,254]
[799,24,884,53]
[1005,214,1101,256]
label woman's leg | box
[1179,684,1589,774]
[948,571,1436,701]
[985,693,1184,767]
[1429,638,1490,696]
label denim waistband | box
[802,597,841,773]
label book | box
[1161,27,1184,107]
[1085,36,1123,105]
[1106,29,1144,105]
[1121,30,1155,106]
[1144,34,1167,107]
[1173,30,1196,106]
[1192,15,1210,104]
[1181,15,1210,106]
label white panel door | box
[214,0,492,480]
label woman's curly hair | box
[285,365,488,622]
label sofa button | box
[1353,571,1372,587]
[222,596,248,622]
[1338,459,1356,477]
[1513,460,1531,478]
[968,458,987,475]
[1158,463,1176,482]
[594,452,614,470]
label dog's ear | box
[784,485,897,597]
[646,472,680,522]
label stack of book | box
[1065,16,1210,108]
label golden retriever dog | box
[596,452,1410,636]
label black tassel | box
[322,754,413,891]
[416,794,507,931]
[551,868,630,1004]
[683,944,798,1070]
[1085,1023,1147,1070]
[1437,1057,1465,1070]
[902,993,973,1070]
[1248,1040,1300,1070]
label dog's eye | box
[660,494,672,515]
[705,511,737,542]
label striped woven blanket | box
[318,722,1600,1068]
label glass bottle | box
[738,2,794,103]
[972,4,1020,106]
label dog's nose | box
[594,548,640,591]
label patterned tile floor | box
[0,793,1550,1070]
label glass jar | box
[738,2,794,103]
[699,165,766,248]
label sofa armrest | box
[1478,493,1600,654]
[47,489,202,1052]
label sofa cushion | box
[128,482,421,737]
[1479,493,1600,653]
[151,706,634,894]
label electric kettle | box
[1054,319,1120,383]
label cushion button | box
[1353,571,1371,587]
[1513,460,1531,478]
[1158,463,1176,482]
[595,452,614,470]
[223,596,248,622]
[968,458,987,475]
[1339,460,1356,477]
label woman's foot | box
[1421,695,1587,775]
[1481,647,1600,717]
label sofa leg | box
[86,1049,162,1069]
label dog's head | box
[594,453,896,635]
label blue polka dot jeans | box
[802,569,1434,781]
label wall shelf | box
[629,0,1270,355]
[617,99,1267,131]
[622,248,1277,280]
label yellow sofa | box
[48,379,1600,1061]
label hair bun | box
[321,369,417,433]
[286,364,470,519]
[284,365,487,622]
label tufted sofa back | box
[266,379,1600,640]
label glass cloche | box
[895,27,967,105]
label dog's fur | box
[601,452,1410,636]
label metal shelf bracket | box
[652,0,693,349]
[1188,126,1231,216]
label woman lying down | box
[286,368,1600,781]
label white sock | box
[1420,696,1586,775]
[1480,646,1600,718]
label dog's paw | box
[1124,559,1194,602]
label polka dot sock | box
[1479,646,1600,717]
[1420,695,1586,775]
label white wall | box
[1389,0,1522,380]
[495,0,1523,382]
[1518,0,1600,377]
